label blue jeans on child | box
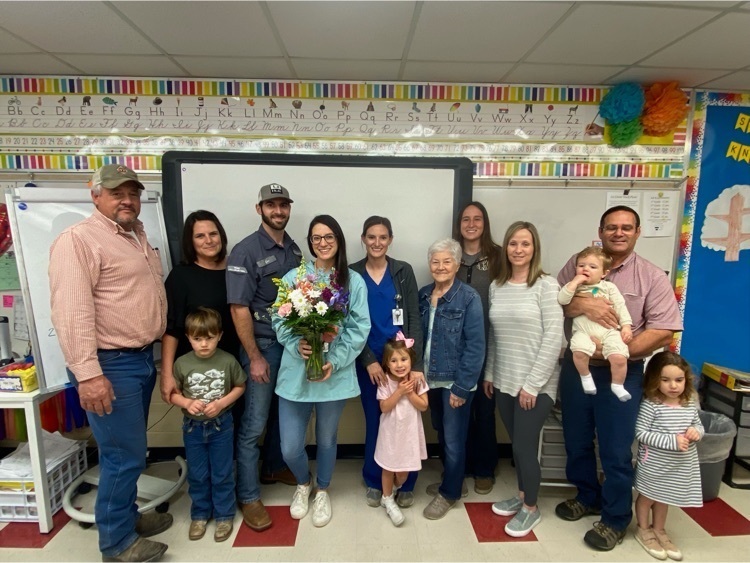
[278,397,347,488]
[67,347,155,557]
[183,411,236,522]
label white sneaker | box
[312,490,332,527]
[381,494,405,527]
[290,482,312,519]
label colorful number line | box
[475,161,679,179]
[0,154,161,172]
[0,77,604,103]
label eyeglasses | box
[310,234,336,245]
[602,225,636,233]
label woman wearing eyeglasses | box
[272,215,371,528]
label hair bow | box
[395,331,414,349]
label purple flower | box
[321,287,333,303]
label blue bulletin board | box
[681,100,750,373]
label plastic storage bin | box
[697,410,737,502]
[0,440,87,521]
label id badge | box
[392,308,404,326]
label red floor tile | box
[682,498,750,536]
[0,509,73,548]
[232,505,298,547]
[464,502,538,542]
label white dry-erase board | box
[475,183,683,280]
[5,187,171,391]
[162,152,473,287]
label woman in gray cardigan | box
[351,216,424,510]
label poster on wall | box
[681,102,750,373]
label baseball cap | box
[258,183,293,204]
[90,164,145,190]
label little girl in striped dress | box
[633,351,703,561]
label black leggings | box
[496,391,554,507]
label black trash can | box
[697,410,737,501]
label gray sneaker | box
[425,480,468,498]
[396,490,414,508]
[492,495,523,516]
[422,493,456,520]
[504,506,541,538]
[365,487,382,507]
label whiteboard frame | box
[161,152,474,268]
[5,188,171,391]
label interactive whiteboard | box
[162,153,473,287]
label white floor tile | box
[3,456,750,561]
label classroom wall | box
[3,75,740,448]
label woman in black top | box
[160,210,239,403]
[454,201,503,495]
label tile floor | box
[1,457,750,562]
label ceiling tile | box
[0,54,79,75]
[699,71,750,90]
[1,2,160,54]
[269,1,415,59]
[409,1,573,62]
[113,1,281,57]
[173,57,294,79]
[612,66,731,88]
[0,27,38,54]
[56,55,185,77]
[640,13,750,69]
[503,63,623,85]
[402,61,513,84]
[527,3,716,65]
[292,59,401,81]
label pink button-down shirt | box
[558,251,683,360]
[49,209,167,382]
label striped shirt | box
[49,209,166,382]
[557,252,683,360]
[484,276,564,398]
[634,399,704,507]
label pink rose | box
[278,303,293,317]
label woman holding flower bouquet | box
[350,216,424,509]
[272,215,371,528]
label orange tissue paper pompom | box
[641,81,689,137]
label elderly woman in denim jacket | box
[418,238,485,520]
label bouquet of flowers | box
[271,260,350,381]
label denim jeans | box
[428,388,474,501]
[183,411,236,521]
[465,387,498,479]
[278,397,347,489]
[236,337,286,504]
[356,366,418,492]
[559,353,644,531]
[67,347,155,557]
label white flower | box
[295,300,313,317]
[315,302,329,315]
[308,289,322,299]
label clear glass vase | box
[305,331,325,382]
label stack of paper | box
[0,430,82,479]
